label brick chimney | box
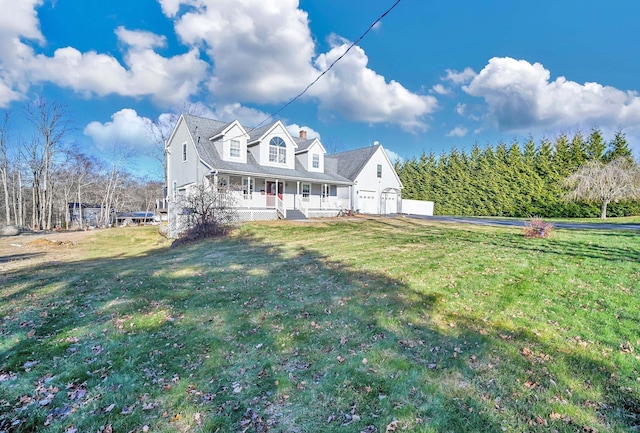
[299,130,307,139]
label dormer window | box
[312,154,320,169]
[230,139,240,158]
[269,137,286,163]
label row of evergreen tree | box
[395,128,638,218]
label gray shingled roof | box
[182,114,352,185]
[328,144,381,181]
[294,138,314,152]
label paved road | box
[403,214,640,231]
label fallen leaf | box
[171,413,182,422]
[104,404,115,413]
[337,356,346,363]
[386,419,398,432]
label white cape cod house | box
[165,114,403,235]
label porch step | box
[285,209,307,220]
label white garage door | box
[358,190,377,214]
[383,192,397,214]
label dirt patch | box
[0,230,96,273]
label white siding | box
[257,124,297,170]
[353,146,402,214]
[220,123,248,163]
[167,118,207,193]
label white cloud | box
[25,28,208,105]
[161,0,435,129]
[455,102,482,121]
[286,123,320,140]
[445,67,476,85]
[84,109,156,150]
[463,57,640,132]
[446,125,468,137]
[0,1,208,108]
[384,148,403,163]
[0,0,438,131]
[167,0,317,104]
[211,103,269,127]
[431,84,450,95]
[115,26,167,49]
[311,36,438,131]
[0,0,43,45]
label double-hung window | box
[312,154,320,169]
[230,139,241,158]
[377,164,382,178]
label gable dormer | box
[295,131,326,173]
[247,121,297,169]
[210,120,249,164]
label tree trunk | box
[600,200,609,220]
[1,168,9,225]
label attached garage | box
[381,189,399,214]
[357,190,377,214]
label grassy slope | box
[1,220,639,432]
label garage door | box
[358,190,377,214]
[382,192,397,214]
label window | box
[217,176,228,192]
[302,183,310,202]
[312,154,320,169]
[242,177,254,198]
[377,164,382,178]
[230,139,240,158]
[269,137,286,164]
[182,143,187,162]
[321,184,329,199]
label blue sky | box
[2,0,640,178]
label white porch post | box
[296,181,300,209]
[247,176,251,207]
[323,184,328,209]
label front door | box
[266,181,284,200]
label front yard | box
[1,218,639,432]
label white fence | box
[401,199,434,216]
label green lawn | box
[1,218,639,432]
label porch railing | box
[297,197,309,218]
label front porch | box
[214,174,351,220]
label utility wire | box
[249,0,402,132]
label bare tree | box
[0,112,10,225]
[564,157,640,219]
[24,98,71,229]
[174,183,238,240]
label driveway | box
[403,215,640,231]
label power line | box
[250,0,402,132]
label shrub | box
[524,217,554,238]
